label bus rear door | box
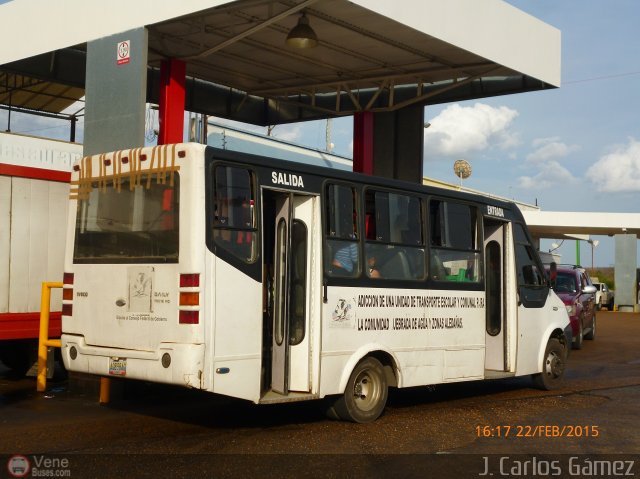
[270,193,318,396]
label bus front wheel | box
[532,338,566,390]
[330,357,388,423]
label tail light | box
[62,272,74,317]
[179,274,200,324]
[179,292,199,306]
[180,274,200,287]
[179,311,199,324]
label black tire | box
[330,357,388,423]
[0,339,38,376]
[572,319,584,350]
[584,314,596,340]
[532,338,567,390]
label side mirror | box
[583,285,597,294]
[549,262,557,289]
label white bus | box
[61,143,571,422]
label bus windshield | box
[73,173,179,263]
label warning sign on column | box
[117,40,130,65]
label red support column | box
[158,58,186,145]
[353,111,374,175]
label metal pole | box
[36,282,51,392]
[37,282,63,392]
[6,92,11,132]
[70,116,77,142]
[575,240,580,266]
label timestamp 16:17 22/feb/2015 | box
[476,424,600,438]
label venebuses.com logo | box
[7,455,30,478]
[7,455,71,478]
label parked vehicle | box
[592,279,614,310]
[547,265,597,350]
[60,144,571,422]
[0,132,80,374]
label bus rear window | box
[73,174,179,263]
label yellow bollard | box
[99,377,111,404]
[37,281,63,392]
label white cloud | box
[585,138,640,192]
[518,160,578,190]
[527,139,579,163]
[517,135,580,189]
[531,136,561,148]
[424,103,519,157]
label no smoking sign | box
[117,40,131,65]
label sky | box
[1,0,639,267]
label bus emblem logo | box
[128,266,154,313]
[332,299,353,323]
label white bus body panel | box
[65,263,194,350]
[319,287,486,397]
[211,258,262,402]
[516,291,569,376]
[0,177,68,314]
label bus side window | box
[364,189,425,280]
[212,165,257,263]
[514,223,547,308]
[325,184,360,277]
[428,199,481,283]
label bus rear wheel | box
[532,338,566,390]
[330,357,388,423]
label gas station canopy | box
[0,0,560,125]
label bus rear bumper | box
[61,334,204,388]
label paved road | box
[1,311,639,478]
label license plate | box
[109,357,127,376]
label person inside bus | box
[332,241,359,275]
[465,258,476,281]
[367,254,381,278]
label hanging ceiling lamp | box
[286,12,318,48]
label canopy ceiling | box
[0,0,560,125]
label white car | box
[593,281,614,310]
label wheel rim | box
[352,369,382,412]
[544,350,564,378]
